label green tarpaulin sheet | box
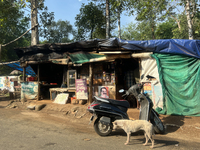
[69,52,106,64]
[152,53,200,116]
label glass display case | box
[68,70,76,87]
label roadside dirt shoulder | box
[1,97,200,142]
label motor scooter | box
[87,83,165,136]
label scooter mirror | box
[119,89,125,93]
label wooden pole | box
[37,64,40,100]
[23,67,26,81]
[0,44,1,62]
[88,63,93,104]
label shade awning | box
[0,61,36,76]
[69,52,106,64]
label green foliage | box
[121,0,169,39]
[0,0,30,75]
[156,18,177,39]
[121,21,153,40]
[172,14,189,39]
[0,0,30,61]
[75,2,106,40]
[40,20,74,43]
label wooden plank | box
[89,54,131,63]
[50,58,69,65]
[131,53,152,58]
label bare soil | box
[1,96,200,142]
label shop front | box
[61,57,140,106]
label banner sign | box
[75,79,88,99]
[0,76,17,91]
[21,82,38,100]
[143,82,152,99]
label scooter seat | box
[95,96,130,108]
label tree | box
[164,0,200,39]
[110,0,128,39]
[121,22,137,40]
[121,21,154,40]
[121,0,169,40]
[13,0,55,43]
[172,13,190,39]
[106,0,110,38]
[75,2,106,40]
[31,0,39,45]
[155,17,177,39]
[0,0,30,75]
[41,20,74,43]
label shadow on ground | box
[161,115,186,133]
[111,129,179,148]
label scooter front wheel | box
[150,110,165,134]
[94,117,112,136]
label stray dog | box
[113,119,154,148]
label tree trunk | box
[31,0,39,45]
[191,0,196,24]
[106,0,110,39]
[91,28,94,39]
[117,6,121,39]
[186,0,194,39]
[151,20,155,40]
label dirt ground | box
[1,95,200,142]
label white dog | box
[113,119,155,148]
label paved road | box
[0,107,200,150]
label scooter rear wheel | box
[94,117,112,136]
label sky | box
[43,0,135,36]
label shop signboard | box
[143,82,163,109]
[75,79,88,99]
[21,82,38,100]
[53,93,69,104]
[143,82,152,100]
[152,83,163,109]
[0,76,18,91]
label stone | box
[35,104,46,111]
[27,104,36,110]
[79,100,87,105]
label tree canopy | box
[75,2,106,40]
[0,0,31,75]
[40,20,74,43]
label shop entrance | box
[115,58,140,108]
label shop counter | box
[49,88,76,100]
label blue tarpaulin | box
[3,62,36,77]
[118,39,200,59]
